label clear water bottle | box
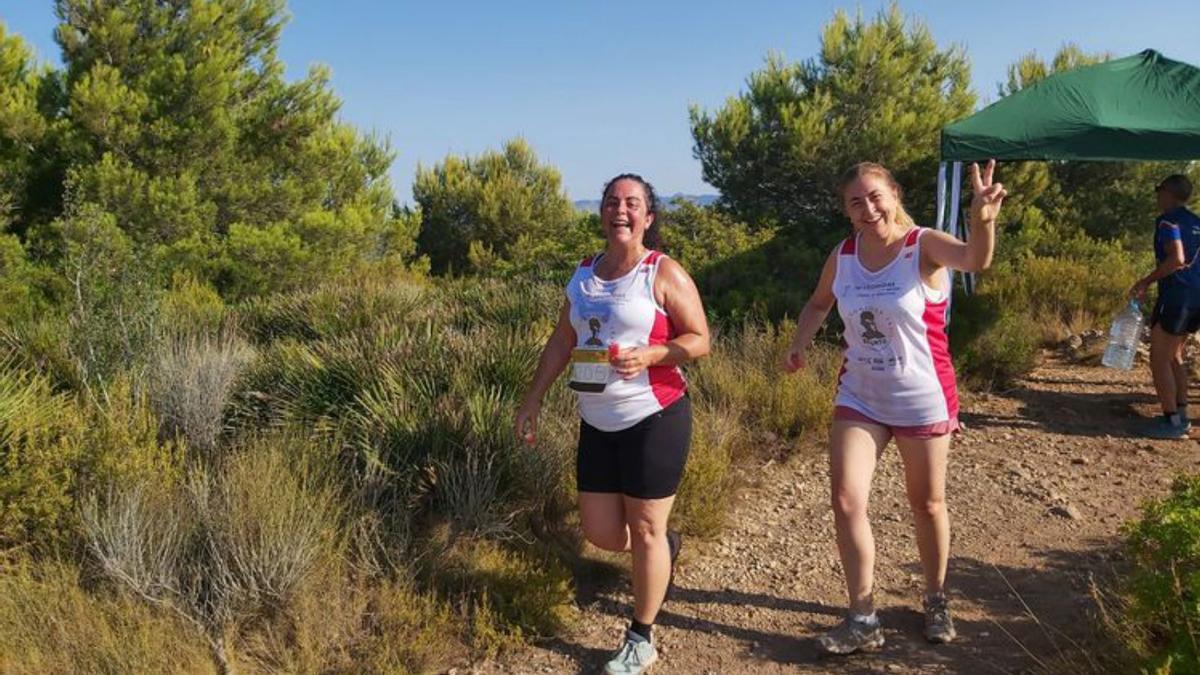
[1101,299,1143,370]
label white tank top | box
[565,250,688,432]
[832,227,958,426]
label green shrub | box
[1121,474,1200,672]
[432,536,575,653]
[236,275,431,345]
[56,203,163,392]
[0,367,180,552]
[0,365,84,550]
[0,234,46,328]
[951,295,1041,389]
[75,378,182,500]
[0,315,86,393]
[659,201,789,321]
[159,273,226,339]
[981,244,1143,344]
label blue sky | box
[4,1,1199,203]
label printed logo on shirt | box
[857,307,892,352]
[584,316,604,346]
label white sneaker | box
[604,630,658,675]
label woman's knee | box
[832,489,869,521]
[907,492,946,520]
[626,514,666,550]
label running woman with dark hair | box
[516,173,710,674]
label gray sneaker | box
[1143,416,1190,439]
[924,593,956,644]
[818,615,884,655]
[604,630,658,675]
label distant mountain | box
[573,193,720,213]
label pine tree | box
[39,0,404,298]
[0,23,53,323]
[413,138,579,275]
[690,3,974,245]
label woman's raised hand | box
[969,159,1007,226]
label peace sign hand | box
[969,159,1007,226]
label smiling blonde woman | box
[784,160,1007,654]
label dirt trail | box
[478,354,1198,674]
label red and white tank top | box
[565,250,687,432]
[832,227,958,426]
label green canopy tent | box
[934,49,1200,293]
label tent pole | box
[935,161,948,232]
[947,162,966,293]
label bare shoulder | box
[656,255,693,285]
[654,255,700,307]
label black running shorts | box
[576,395,692,500]
[1151,298,1200,336]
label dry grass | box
[690,322,840,445]
[150,332,255,453]
[0,559,214,674]
[673,405,745,537]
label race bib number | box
[568,347,610,392]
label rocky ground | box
[475,351,1198,674]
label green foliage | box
[690,3,973,245]
[989,243,1144,341]
[0,234,44,327]
[159,273,227,339]
[481,212,605,283]
[414,138,579,274]
[0,22,54,239]
[0,364,178,553]
[56,201,161,392]
[0,365,82,550]
[7,0,410,300]
[236,273,432,345]
[951,234,1145,386]
[0,25,58,327]
[1121,474,1200,672]
[950,294,1040,389]
[434,537,575,651]
[0,314,81,393]
[659,201,786,320]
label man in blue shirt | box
[1131,174,1200,439]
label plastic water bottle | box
[1101,299,1143,370]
